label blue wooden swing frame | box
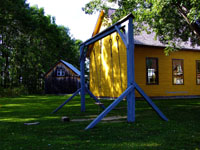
[52,13,168,130]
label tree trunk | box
[176,4,200,40]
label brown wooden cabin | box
[44,60,80,94]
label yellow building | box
[88,12,200,99]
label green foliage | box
[83,0,200,54]
[0,0,81,94]
[0,86,28,97]
[0,95,200,149]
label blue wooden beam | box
[51,88,81,114]
[115,25,127,48]
[134,83,168,121]
[85,87,106,109]
[80,46,86,112]
[80,14,134,48]
[85,85,134,130]
[126,17,135,122]
[84,27,118,47]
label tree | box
[0,0,29,88]
[0,0,80,94]
[83,0,200,53]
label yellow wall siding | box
[89,35,200,98]
[135,46,200,97]
[89,32,127,98]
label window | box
[196,60,200,84]
[57,68,65,76]
[146,57,158,84]
[172,59,184,85]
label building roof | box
[134,31,200,50]
[60,60,80,76]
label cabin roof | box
[60,60,80,76]
[44,60,80,77]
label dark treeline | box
[0,0,81,95]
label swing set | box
[52,13,168,130]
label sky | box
[26,0,99,41]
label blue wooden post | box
[80,45,85,112]
[126,16,135,122]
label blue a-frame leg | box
[80,45,86,112]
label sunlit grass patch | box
[0,117,38,122]
[4,104,25,107]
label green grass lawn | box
[0,95,200,150]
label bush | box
[0,86,28,97]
